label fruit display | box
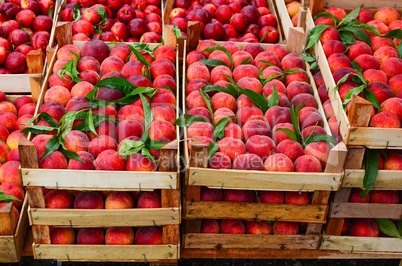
[59,0,162,43]
[164,0,282,43]
[17,37,180,261]
[0,92,34,262]
[305,6,402,148]
[0,0,54,74]
[180,39,347,254]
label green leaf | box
[343,85,365,106]
[306,134,337,146]
[348,20,381,36]
[33,112,59,128]
[94,77,136,95]
[240,57,251,65]
[275,128,297,142]
[73,3,82,21]
[213,116,236,140]
[60,147,84,162]
[338,6,360,27]
[141,146,157,162]
[128,45,151,66]
[118,139,146,157]
[199,90,214,124]
[95,7,108,25]
[289,103,305,144]
[208,141,219,159]
[364,88,382,110]
[339,31,356,46]
[21,125,58,135]
[300,54,316,63]
[237,87,268,113]
[0,191,20,202]
[172,25,182,38]
[306,24,331,50]
[313,11,339,25]
[140,93,152,142]
[60,111,80,140]
[398,42,402,58]
[203,85,238,99]
[361,148,379,197]
[267,85,279,108]
[198,59,228,67]
[351,61,363,76]
[202,46,233,69]
[398,220,402,235]
[333,73,354,92]
[146,139,167,150]
[261,73,284,85]
[175,114,209,127]
[310,61,319,70]
[42,135,61,160]
[384,29,402,39]
[341,27,371,46]
[86,110,97,136]
[374,219,402,240]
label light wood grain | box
[321,236,402,252]
[343,170,402,189]
[33,244,179,261]
[274,0,294,39]
[328,202,402,219]
[183,234,320,250]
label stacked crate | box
[18,24,181,263]
[179,37,348,259]
[305,0,402,255]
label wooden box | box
[321,147,402,254]
[18,26,181,263]
[0,198,29,263]
[304,4,402,149]
[180,38,347,257]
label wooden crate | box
[18,26,181,263]
[180,38,348,254]
[321,147,402,253]
[0,198,29,263]
[305,8,402,149]
[309,0,402,16]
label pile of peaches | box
[43,189,164,245]
[0,0,54,73]
[167,0,280,43]
[312,6,402,128]
[60,0,162,43]
[185,40,335,173]
[0,92,36,228]
[24,39,178,171]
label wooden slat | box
[183,234,320,250]
[343,170,402,189]
[286,27,305,54]
[185,202,327,223]
[329,203,402,219]
[33,244,179,261]
[274,0,294,39]
[28,207,180,227]
[188,168,342,191]
[314,0,402,10]
[22,168,179,190]
[321,236,402,252]
[0,203,16,235]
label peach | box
[80,39,110,64]
[135,226,162,244]
[232,50,253,68]
[6,130,24,150]
[200,219,220,233]
[64,130,90,153]
[389,74,402,95]
[137,191,161,208]
[285,191,310,205]
[370,190,399,204]
[39,100,66,122]
[236,77,263,95]
[88,120,116,140]
[151,105,176,125]
[0,160,21,185]
[50,227,76,244]
[304,141,332,168]
[384,152,402,170]
[77,228,105,245]
[245,135,276,159]
[333,67,358,84]
[186,79,209,96]
[121,60,148,78]
[242,119,271,140]
[232,64,259,82]
[371,36,393,52]
[220,219,246,234]
[57,44,80,60]
[115,120,144,143]
[211,92,236,112]
[266,44,288,61]
[223,123,243,139]
[0,101,17,115]
[271,122,294,144]
[246,221,272,235]
[127,75,153,88]
[273,221,299,235]
[200,187,223,202]
[186,61,210,82]
[105,191,134,209]
[368,81,394,104]
[208,152,232,169]
[0,112,18,132]
[118,105,144,124]
[363,69,388,85]
[14,114,32,130]
[322,40,346,57]
[374,7,401,26]
[284,68,309,86]
[88,135,117,159]
[45,189,74,209]
[264,106,291,128]
[149,120,176,141]
[349,218,379,237]
[77,56,100,73]
[217,137,246,161]
[294,154,322,172]
[186,50,206,66]
[70,81,94,97]
[74,191,104,209]
[187,107,211,122]
[39,151,68,169]
[254,51,281,69]
[357,7,373,23]
[370,111,401,128]
[264,153,294,172]
[269,93,290,107]
[286,81,313,101]
[327,53,352,73]
[347,41,372,61]
[299,109,323,130]
[186,91,207,110]
[0,182,24,208]
[18,103,36,117]
[374,46,398,66]
[67,151,95,170]
[237,94,256,109]
[224,189,254,202]
[381,57,402,79]
[7,148,19,162]
[349,188,370,203]
[0,125,8,143]
[221,41,241,55]
[153,74,177,91]
[31,134,53,157]
[367,20,389,36]
[354,54,380,72]
[258,191,284,204]
[213,107,236,125]
[187,122,214,140]
[126,153,156,171]
[381,97,402,121]
[208,50,231,67]
[325,7,346,21]
[232,153,264,170]
[94,149,125,170]
[319,27,340,44]
[105,227,135,245]
[281,53,306,71]
[276,139,304,162]
[262,79,286,97]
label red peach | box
[217,137,246,161]
[294,154,322,172]
[208,152,232,169]
[245,135,276,159]
[94,149,125,170]
[264,153,294,172]
[45,189,73,209]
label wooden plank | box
[33,244,179,261]
[343,170,402,189]
[286,27,305,54]
[274,0,294,39]
[347,95,372,127]
[316,0,402,10]
[321,236,402,253]
[309,0,324,16]
[329,203,402,219]
[22,168,179,190]
[0,74,43,94]
[185,202,327,223]
[183,234,320,250]
[28,207,180,227]
[180,248,402,259]
[0,203,16,235]
[188,168,342,191]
